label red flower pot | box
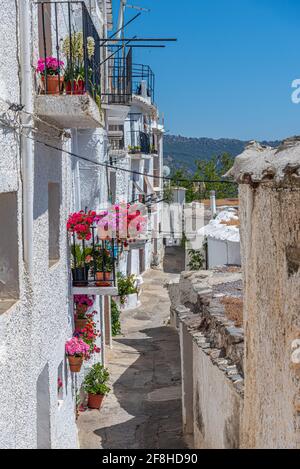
[66,79,85,95]
[88,393,105,410]
[68,355,83,373]
[41,75,63,95]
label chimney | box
[210,190,217,219]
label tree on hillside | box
[168,153,238,202]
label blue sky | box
[112,0,300,141]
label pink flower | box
[36,56,64,75]
[65,337,90,357]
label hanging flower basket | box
[66,337,90,373]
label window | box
[48,183,60,267]
[0,192,19,313]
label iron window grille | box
[102,48,133,105]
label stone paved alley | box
[78,270,187,449]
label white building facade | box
[0,0,164,449]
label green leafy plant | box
[128,145,141,154]
[111,299,121,336]
[83,363,110,396]
[188,249,205,271]
[117,273,138,305]
[93,248,113,273]
[71,244,93,268]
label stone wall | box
[227,140,300,449]
[168,270,244,448]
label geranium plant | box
[65,337,90,357]
[67,210,97,241]
[83,364,110,396]
[74,318,100,360]
[74,294,95,318]
[65,336,90,373]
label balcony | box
[108,126,127,160]
[101,49,133,123]
[132,64,155,104]
[128,131,151,158]
[69,224,118,296]
[35,1,104,129]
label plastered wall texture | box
[227,139,300,449]
[0,1,107,448]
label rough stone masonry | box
[226,138,300,448]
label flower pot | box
[41,75,63,95]
[72,267,89,287]
[75,318,89,331]
[65,79,85,95]
[88,393,105,410]
[96,271,112,287]
[68,355,83,373]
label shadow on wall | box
[93,326,187,449]
[163,246,186,274]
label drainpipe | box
[210,190,217,219]
[19,0,34,277]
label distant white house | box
[199,209,241,268]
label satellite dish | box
[163,166,171,177]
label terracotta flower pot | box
[88,393,105,410]
[65,79,85,95]
[68,355,83,373]
[75,318,89,331]
[96,271,112,287]
[42,75,63,95]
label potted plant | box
[83,363,110,410]
[74,294,95,329]
[74,318,100,360]
[93,249,113,287]
[62,32,95,95]
[116,273,138,308]
[67,210,97,241]
[71,245,92,287]
[36,56,64,95]
[65,337,90,373]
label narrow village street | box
[78,270,187,449]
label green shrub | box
[117,273,138,305]
[83,363,110,396]
[111,299,121,337]
[188,249,205,271]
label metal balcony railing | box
[70,227,117,290]
[102,49,133,105]
[37,1,101,102]
[132,64,155,103]
[127,131,151,155]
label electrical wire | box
[0,98,237,185]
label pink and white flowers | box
[65,337,90,357]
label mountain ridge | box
[163,134,280,172]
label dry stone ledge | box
[168,269,245,392]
